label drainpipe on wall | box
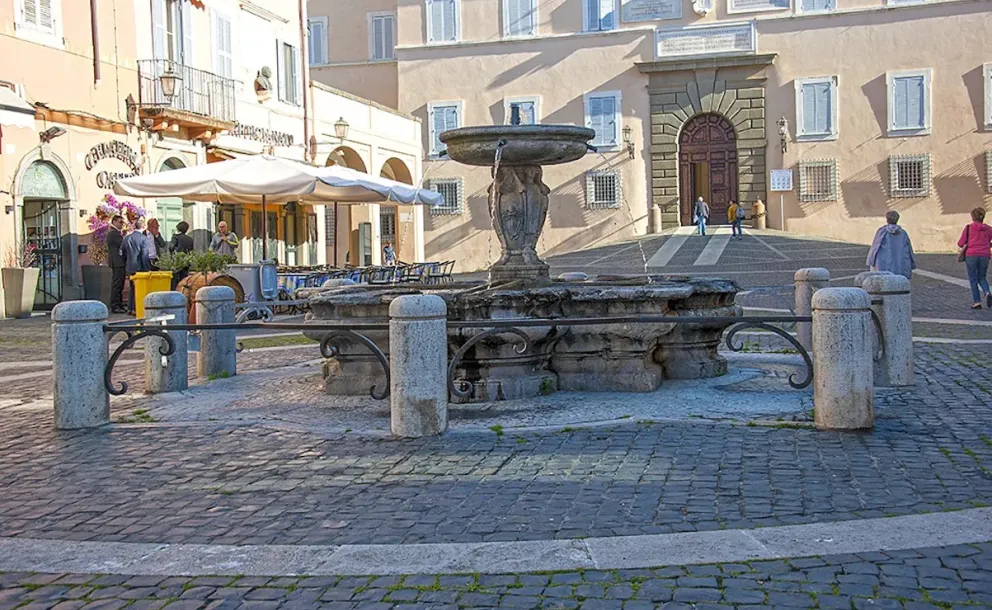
[90,0,101,85]
[298,0,313,164]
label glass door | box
[22,200,62,308]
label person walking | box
[168,221,195,290]
[106,215,127,314]
[145,219,166,270]
[866,211,916,280]
[694,196,710,236]
[209,221,239,260]
[122,218,150,315]
[727,200,744,239]
[958,207,992,309]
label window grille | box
[889,154,931,198]
[986,151,992,195]
[798,159,838,202]
[586,170,621,209]
[428,178,464,215]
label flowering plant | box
[3,242,37,268]
[87,193,147,265]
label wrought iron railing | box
[137,59,236,123]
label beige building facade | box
[1,0,426,311]
[310,0,992,272]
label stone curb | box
[0,508,988,576]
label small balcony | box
[137,59,236,138]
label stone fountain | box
[306,122,740,403]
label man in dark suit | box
[168,221,195,290]
[106,215,127,313]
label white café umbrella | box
[114,155,441,259]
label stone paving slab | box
[0,543,990,609]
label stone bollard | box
[795,268,830,352]
[854,270,892,289]
[388,294,448,437]
[52,300,110,429]
[864,274,914,387]
[144,291,189,394]
[812,288,874,430]
[196,286,236,379]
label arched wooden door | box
[679,114,738,226]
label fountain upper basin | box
[440,125,596,167]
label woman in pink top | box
[958,207,992,309]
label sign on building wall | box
[729,0,789,12]
[655,22,756,59]
[621,0,682,22]
[770,169,794,192]
[85,141,140,189]
[230,123,296,147]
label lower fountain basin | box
[305,276,741,403]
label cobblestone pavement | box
[1,544,991,609]
[0,340,990,547]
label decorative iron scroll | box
[725,321,812,389]
[870,310,885,363]
[104,329,176,396]
[447,327,531,399]
[320,331,390,400]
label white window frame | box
[503,96,541,125]
[984,63,992,130]
[426,0,461,45]
[727,0,789,15]
[211,9,235,79]
[794,76,839,141]
[888,153,931,198]
[584,90,623,151]
[503,0,538,38]
[308,16,329,66]
[798,159,839,202]
[796,0,836,14]
[586,169,623,209]
[428,100,463,158]
[583,0,618,33]
[886,69,932,136]
[277,40,302,106]
[368,12,396,62]
[14,0,63,48]
[428,178,465,215]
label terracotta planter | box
[2,267,41,319]
[177,273,245,324]
[82,265,113,307]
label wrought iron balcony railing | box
[137,59,236,124]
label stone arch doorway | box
[324,146,369,266]
[156,156,188,241]
[379,157,413,184]
[378,158,413,259]
[679,114,738,226]
[18,160,70,308]
[325,146,367,172]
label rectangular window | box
[428,101,462,157]
[504,97,539,125]
[585,91,621,148]
[308,17,328,65]
[277,41,300,105]
[798,159,838,202]
[586,170,622,209]
[728,0,789,13]
[213,11,234,78]
[426,0,459,43]
[20,0,54,31]
[504,0,536,37]
[584,0,616,32]
[798,0,835,13]
[370,13,396,61]
[795,77,838,139]
[888,154,931,198]
[984,63,992,130]
[428,178,464,214]
[887,69,931,135]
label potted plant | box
[175,251,242,323]
[2,241,40,318]
[84,194,147,306]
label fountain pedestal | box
[489,165,551,284]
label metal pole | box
[780,193,785,231]
[262,195,268,261]
[333,202,339,267]
[90,0,101,85]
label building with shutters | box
[0,0,426,312]
[309,0,992,271]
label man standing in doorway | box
[107,215,127,314]
[694,197,710,236]
[209,221,240,260]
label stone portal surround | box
[645,63,771,228]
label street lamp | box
[160,65,182,100]
[334,117,350,141]
[622,125,635,160]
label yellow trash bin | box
[131,271,174,318]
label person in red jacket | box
[958,207,992,309]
